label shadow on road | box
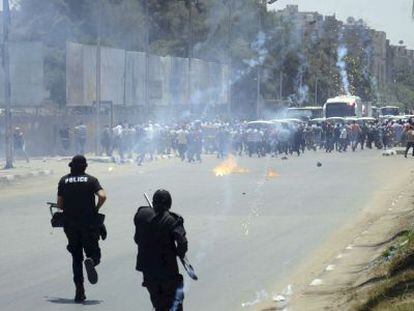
[45,296,102,305]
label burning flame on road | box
[213,155,249,177]
[266,169,278,179]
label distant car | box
[281,118,304,124]
[246,120,275,130]
[344,117,359,122]
[326,117,345,124]
[310,117,326,123]
[358,117,376,124]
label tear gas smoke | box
[337,44,351,96]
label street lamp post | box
[3,0,13,169]
[95,1,102,156]
[279,71,283,99]
[187,0,194,111]
[144,0,150,116]
[256,1,266,118]
[226,0,234,116]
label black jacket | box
[134,206,188,281]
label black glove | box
[99,224,107,240]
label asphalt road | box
[0,151,411,311]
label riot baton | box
[143,193,198,281]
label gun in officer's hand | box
[46,202,64,228]
[47,202,107,240]
[143,193,198,281]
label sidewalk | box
[0,154,174,184]
[0,159,56,184]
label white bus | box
[380,106,400,116]
[286,106,323,121]
[323,96,371,118]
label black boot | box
[84,258,98,284]
[74,283,86,303]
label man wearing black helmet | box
[134,189,188,311]
[57,155,107,302]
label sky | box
[269,0,414,49]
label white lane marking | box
[326,265,335,271]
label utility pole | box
[144,0,150,116]
[227,0,234,116]
[95,1,102,156]
[314,77,318,105]
[256,0,264,119]
[412,0,414,19]
[3,0,13,169]
[187,0,194,111]
[256,67,261,118]
[279,71,283,100]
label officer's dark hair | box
[69,155,88,175]
[153,189,172,212]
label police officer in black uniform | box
[134,189,188,311]
[57,155,107,302]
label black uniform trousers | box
[405,142,414,157]
[144,275,184,311]
[64,224,101,285]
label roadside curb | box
[0,169,54,185]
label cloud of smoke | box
[244,31,268,68]
[336,44,350,95]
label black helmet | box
[69,155,87,168]
[153,189,172,211]
[69,155,87,173]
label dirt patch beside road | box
[258,165,414,311]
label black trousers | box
[144,275,184,311]
[405,142,414,157]
[64,225,101,285]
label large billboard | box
[66,41,229,107]
[0,42,44,106]
[66,42,125,107]
[125,51,146,106]
[170,56,189,105]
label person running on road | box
[13,127,29,162]
[404,122,414,158]
[74,122,87,155]
[57,155,107,302]
[134,189,188,311]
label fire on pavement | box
[213,155,249,177]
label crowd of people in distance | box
[57,117,414,164]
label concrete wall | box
[66,41,229,109]
[0,42,44,107]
